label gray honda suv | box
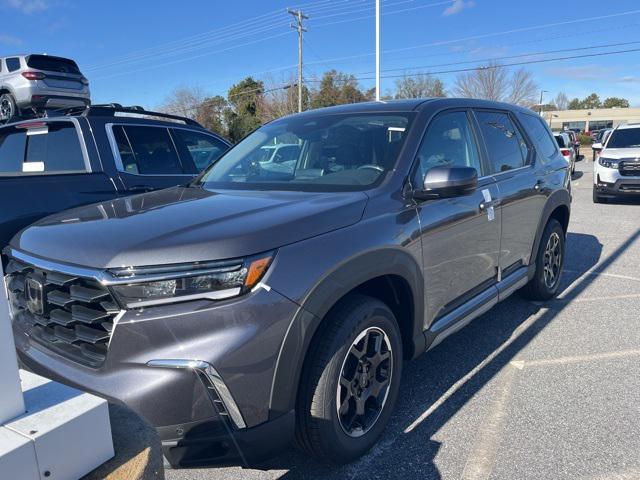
[7,98,571,468]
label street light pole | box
[539,89,548,115]
[375,0,380,101]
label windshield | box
[198,112,413,192]
[606,128,640,149]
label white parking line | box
[510,349,640,368]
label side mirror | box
[592,142,603,151]
[414,166,478,200]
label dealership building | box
[544,107,640,132]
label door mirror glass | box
[414,166,478,200]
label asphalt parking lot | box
[169,157,640,480]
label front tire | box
[522,218,565,301]
[295,294,403,464]
[592,188,607,204]
[0,93,18,123]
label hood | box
[600,147,640,159]
[11,186,368,269]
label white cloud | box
[6,0,49,14]
[443,0,476,16]
[0,34,23,46]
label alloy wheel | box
[543,232,562,289]
[336,327,393,438]
[0,97,13,121]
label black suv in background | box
[0,104,230,246]
[7,99,571,468]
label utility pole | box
[288,8,308,113]
[375,0,380,101]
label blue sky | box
[4,0,640,107]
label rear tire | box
[522,218,565,301]
[295,294,403,464]
[0,93,18,123]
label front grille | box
[619,160,640,177]
[5,258,120,368]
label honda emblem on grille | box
[25,276,44,315]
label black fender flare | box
[268,248,424,419]
[528,189,571,278]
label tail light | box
[561,149,570,157]
[21,71,46,81]
[80,76,89,86]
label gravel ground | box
[169,157,640,480]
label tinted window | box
[119,126,183,175]
[414,111,482,184]
[606,128,640,149]
[554,135,567,148]
[0,128,26,173]
[199,113,413,192]
[6,58,20,72]
[26,55,80,74]
[172,129,228,172]
[25,122,85,172]
[476,111,528,174]
[520,114,557,158]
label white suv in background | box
[593,123,640,203]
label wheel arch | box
[529,189,571,275]
[268,248,425,419]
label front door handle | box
[128,185,154,193]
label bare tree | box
[507,68,538,107]
[454,62,538,107]
[394,73,446,99]
[259,74,306,122]
[158,86,228,137]
[554,92,569,110]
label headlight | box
[598,157,619,169]
[108,252,274,308]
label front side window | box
[605,127,640,149]
[172,129,229,172]
[476,111,529,174]
[25,122,85,172]
[6,57,21,72]
[116,126,184,175]
[199,113,413,192]
[414,111,482,185]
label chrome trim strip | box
[147,359,247,429]
[6,248,242,286]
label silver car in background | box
[0,54,90,122]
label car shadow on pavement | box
[252,232,613,480]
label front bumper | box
[13,278,302,467]
[594,170,640,197]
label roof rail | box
[44,104,201,127]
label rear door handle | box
[128,185,154,193]
[534,180,546,191]
[479,199,501,210]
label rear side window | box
[0,128,27,173]
[26,55,80,74]
[475,111,529,174]
[171,129,229,172]
[25,122,85,172]
[6,58,20,72]
[115,126,184,175]
[519,113,558,159]
[554,135,567,148]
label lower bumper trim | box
[147,359,246,429]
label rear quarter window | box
[25,122,85,172]
[6,57,21,72]
[518,112,558,159]
[0,127,27,173]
